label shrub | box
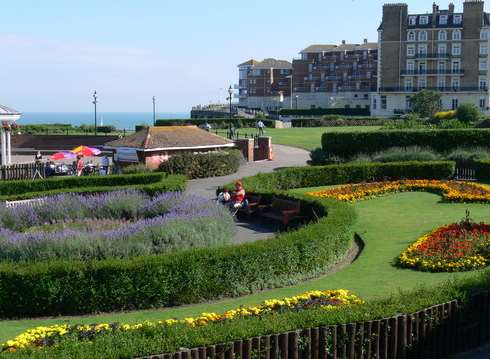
[291,117,388,128]
[121,164,153,174]
[96,125,116,133]
[363,146,440,163]
[437,119,469,129]
[280,108,370,117]
[475,160,490,181]
[161,150,243,179]
[154,118,274,129]
[411,90,442,118]
[457,103,481,124]
[309,147,330,165]
[322,129,490,158]
[446,147,490,163]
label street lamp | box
[152,96,156,126]
[92,91,98,136]
[286,75,293,109]
[295,95,299,109]
[227,85,233,122]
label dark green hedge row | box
[291,117,389,128]
[11,273,490,358]
[0,174,187,201]
[281,108,370,116]
[161,150,243,179]
[322,129,490,158]
[239,161,455,192]
[475,160,490,181]
[0,195,355,318]
[155,118,274,129]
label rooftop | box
[237,58,292,70]
[300,41,377,54]
[104,126,235,151]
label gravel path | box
[186,144,310,243]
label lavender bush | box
[0,191,234,262]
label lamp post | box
[152,96,156,126]
[295,95,299,109]
[92,91,98,136]
[227,85,233,122]
[286,75,293,109]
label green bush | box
[280,108,370,117]
[161,150,243,179]
[322,129,490,158]
[437,119,469,129]
[121,164,153,174]
[0,195,355,318]
[291,117,388,128]
[457,103,481,124]
[353,146,441,163]
[446,147,490,163]
[96,125,117,133]
[155,118,274,129]
[475,160,490,181]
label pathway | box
[186,144,310,243]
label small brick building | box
[104,126,235,170]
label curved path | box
[186,144,310,243]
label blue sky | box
[0,0,462,112]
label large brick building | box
[292,40,378,109]
[373,1,490,116]
[237,58,292,111]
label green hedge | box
[238,161,455,192]
[155,118,274,129]
[0,195,355,318]
[475,160,490,181]
[161,150,243,179]
[281,108,370,116]
[0,174,187,201]
[291,117,389,128]
[322,129,490,158]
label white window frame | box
[439,15,448,25]
[481,30,489,40]
[481,43,488,55]
[454,15,462,25]
[408,31,416,41]
[438,30,447,41]
[438,44,447,55]
[438,61,447,73]
[419,31,428,42]
[480,59,488,71]
[480,97,486,109]
[452,30,461,41]
[407,61,415,72]
[452,60,461,72]
[405,78,413,90]
[407,46,415,57]
[418,77,427,89]
[420,16,429,25]
[480,78,488,90]
[409,16,417,26]
[452,78,461,89]
[418,44,428,56]
[437,78,446,90]
[452,44,461,56]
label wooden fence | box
[0,163,45,181]
[136,290,490,359]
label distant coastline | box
[19,112,190,130]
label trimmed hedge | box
[291,117,389,128]
[322,129,490,158]
[0,174,187,201]
[0,195,355,318]
[280,108,370,116]
[238,161,455,192]
[475,160,490,181]
[161,150,243,179]
[155,118,274,129]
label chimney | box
[449,2,455,14]
[342,40,346,45]
[433,2,439,14]
[363,38,368,44]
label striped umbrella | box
[71,146,102,157]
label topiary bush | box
[161,150,243,179]
[456,104,481,124]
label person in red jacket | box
[231,181,246,209]
[76,155,85,176]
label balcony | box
[380,86,488,92]
[409,53,451,59]
[400,69,465,75]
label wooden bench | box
[259,198,304,227]
[237,194,262,218]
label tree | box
[456,103,481,124]
[411,90,442,118]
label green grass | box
[1,190,487,343]
[215,126,381,151]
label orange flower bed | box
[307,180,490,203]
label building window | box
[440,15,448,25]
[481,44,488,55]
[481,30,489,40]
[418,62,427,73]
[408,31,416,41]
[452,44,461,56]
[405,78,413,90]
[452,78,460,90]
[419,31,428,41]
[418,45,428,56]
[438,61,446,73]
[452,61,461,72]
[418,78,427,89]
[407,62,415,72]
[420,16,429,25]
[480,78,488,90]
[407,46,415,57]
[438,44,447,55]
[381,96,387,110]
[409,16,417,26]
[406,96,412,109]
[480,59,488,71]
[452,30,462,41]
[438,30,447,41]
[454,15,462,25]
[452,98,459,110]
[437,78,446,90]
[373,98,377,110]
[480,98,486,109]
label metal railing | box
[401,69,465,75]
[380,86,488,92]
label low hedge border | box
[0,174,187,201]
[322,129,490,158]
[0,195,356,318]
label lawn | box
[1,190,487,343]
[214,126,381,151]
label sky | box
[0,0,464,113]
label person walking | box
[100,154,110,175]
[76,155,85,176]
[256,120,265,136]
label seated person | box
[217,188,231,204]
[230,181,246,209]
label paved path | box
[186,144,310,243]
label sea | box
[19,112,190,131]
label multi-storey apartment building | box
[373,1,490,116]
[292,40,378,109]
[237,58,292,111]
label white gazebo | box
[0,105,21,165]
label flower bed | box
[0,190,234,262]
[398,221,490,272]
[307,180,490,203]
[1,289,362,352]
